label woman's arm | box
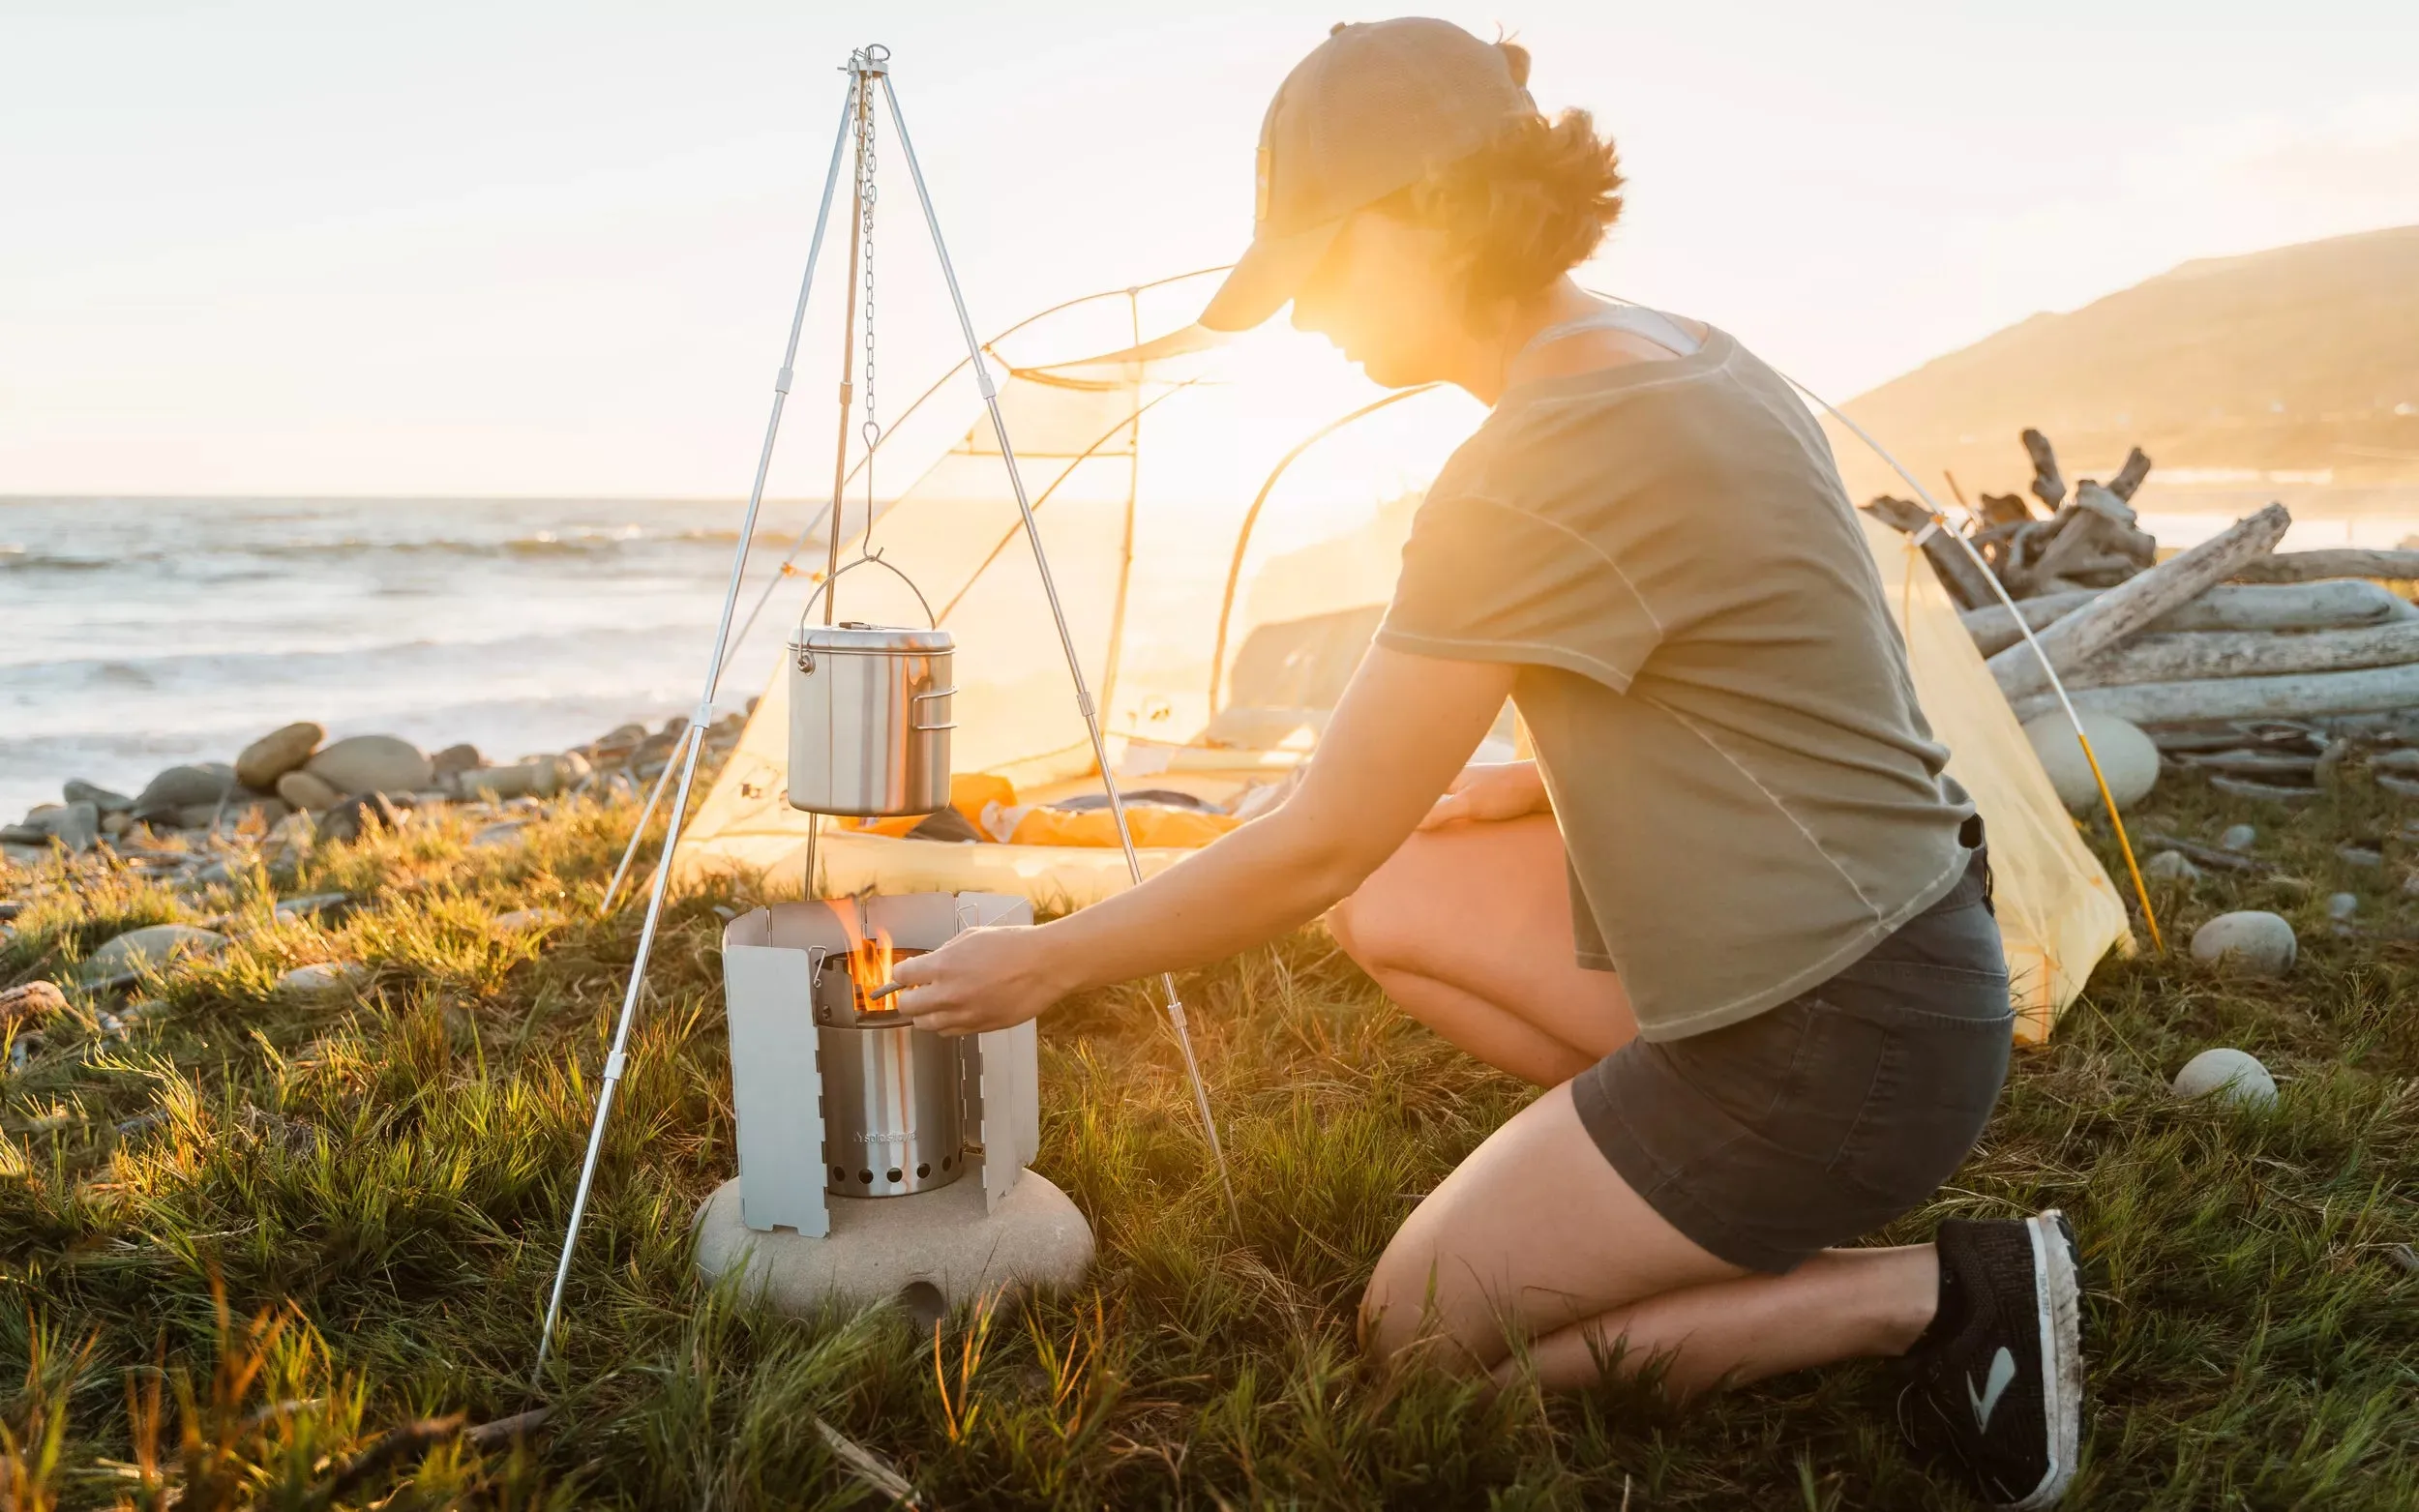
[888,645,1515,1033]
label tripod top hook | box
[851,44,890,75]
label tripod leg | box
[535,74,862,1383]
[877,74,1239,1229]
[599,725,688,914]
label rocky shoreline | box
[1,706,755,870]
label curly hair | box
[1380,43,1627,320]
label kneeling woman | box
[893,19,2080,1509]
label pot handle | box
[910,686,958,733]
[794,548,941,635]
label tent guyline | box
[538,46,1235,1382]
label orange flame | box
[830,898,894,1010]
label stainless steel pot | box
[786,622,954,816]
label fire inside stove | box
[814,898,962,1197]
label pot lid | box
[791,621,955,653]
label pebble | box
[62,780,133,815]
[2189,910,2298,977]
[2218,824,2257,852]
[318,792,402,845]
[470,821,529,849]
[2145,850,2202,883]
[2024,712,2161,814]
[462,754,584,801]
[2404,873,2419,897]
[234,721,324,790]
[2171,1047,2278,1109]
[2328,892,2360,921]
[493,907,563,933]
[82,924,229,984]
[2338,844,2384,869]
[305,735,433,797]
[277,962,366,999]
[274,892,354,924]
[275,769,343,812]
[431,742,484,778]
[132,763,238,821]
[0,981,69,1027]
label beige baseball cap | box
[1199,18,1538,333]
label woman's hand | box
[886,924,1069,1036]
[1418,760,1548,829]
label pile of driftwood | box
[1867,430,2419,798]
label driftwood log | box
[2106,447,2152,502]
[2012,660,2419,726]
[1863,495,1998,609]
[2063,620,2419,690]
[2022,428,2066,510]
[1962,579,2416,656]
[1987,503,2291,701]
[2231,548,2419,584]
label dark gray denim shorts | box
[1569,846,2011,1273]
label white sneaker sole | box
[2006,1209,2083,1510]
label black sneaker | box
[1902,1210,2084,1508]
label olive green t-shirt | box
[1375,323,1974,1041]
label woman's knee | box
[1329,839,1441,973]
[1358,1213,1508,1374]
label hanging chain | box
[857,74,881,553]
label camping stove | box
[701,888,1093,1318]
[717,889,1042,1234]
[809,945,968,1197]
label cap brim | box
[1198,219,1344,333]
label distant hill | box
[1834,225,2419,500]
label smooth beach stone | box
[234,721,324,790]
[131,762,236,820]
[2023,711,2161,814]
[63,780,133,815]
[2327,892,2360,920]
[2189,909,2298,976]
[318,792,401,845]
[492,907,562,933]
[2144,850,2202,883]
[305,735,432,796]
[276,962,366,999]
[2171,1047,2278,1109]
[431,742,483,778]
[462,755,582,800]
[2218,824,2257,852]
[275,769,343,812]
[0,981,70,1027]
[2337,844,2384,869]
[83,924,228,983]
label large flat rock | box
[693,1169,1092,1319]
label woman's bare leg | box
[1329,815,1634,1084]
[1362,1084,1938,1393]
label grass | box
[0,768,2416,1509]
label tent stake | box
[879,69,1240,1229]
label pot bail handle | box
[794,548,940,636]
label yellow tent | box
[673,275,2128,1045]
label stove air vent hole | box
[898,1280,946,1329]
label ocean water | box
[0,497,822,821]
[7,485,2417,827]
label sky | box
[6,1,2418,497]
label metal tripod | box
[536,44,1233,1379]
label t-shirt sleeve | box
[1374,493,1663,693]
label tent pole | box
[880,71,1239,1228]
[534,69,861,1383]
